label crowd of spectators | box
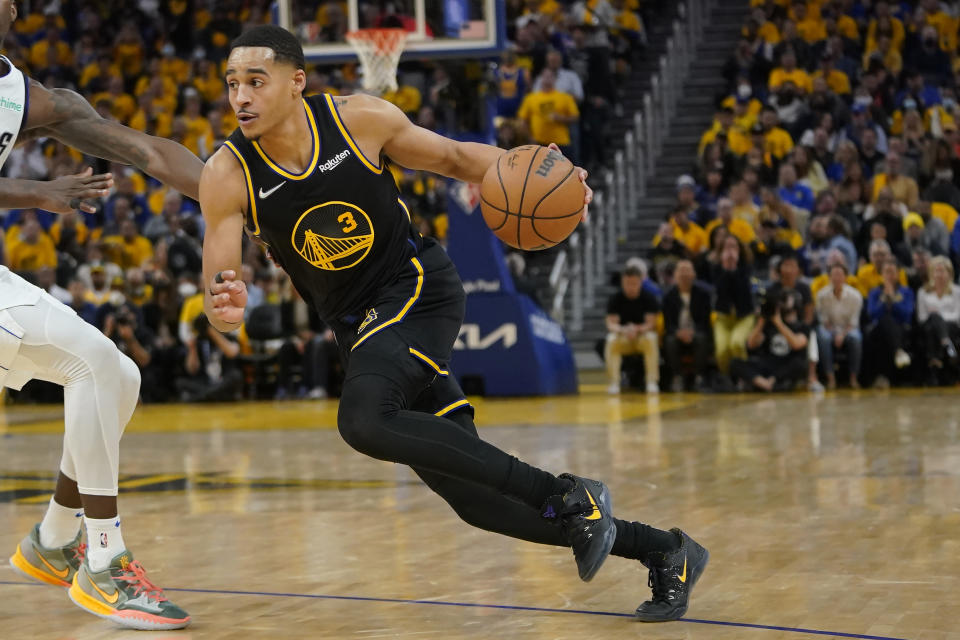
[606,0,960,394]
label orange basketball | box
[480,145,585,251]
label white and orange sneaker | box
[9,523,85,587]
[68,550,190,630]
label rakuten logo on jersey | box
[319,150,351,173]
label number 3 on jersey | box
[338,212,357,233]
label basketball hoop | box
[346,29,408,95]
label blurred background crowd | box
[603,0,960,394]
[0,0,651,403]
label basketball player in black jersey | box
[202,25,708,622]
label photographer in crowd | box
[730,286,810,392]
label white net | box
[346,29,408,95]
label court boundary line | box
[0,580,908,640]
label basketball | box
[480,145,585,251]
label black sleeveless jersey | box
[223,94,421,321]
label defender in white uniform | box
[0,0,203,629]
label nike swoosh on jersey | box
[258,181,287,199]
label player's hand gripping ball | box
[480,145,588,250]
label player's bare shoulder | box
[200,146,248,216]
[334,93,407,145]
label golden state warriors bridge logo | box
[291,201,374,271]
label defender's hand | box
[43,167,113,213]
[209,270,247,325]
[547,143,592,221]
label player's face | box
[0,1,17,42]
[225,47,305,139]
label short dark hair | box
[231,25,305,70]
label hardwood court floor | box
[1,389,958,639]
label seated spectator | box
[857,239,908,296]
[864,258,915,388]
[102,220,154,269]
[803,215,832,276]
[712,235,755,381]
[179,312,243,402]
[699,107,751,158]
[770,80,810,139]
[517,68,579,158]
[814,52,851,96]
[277,284,339,400]
[916,256,960,379]
[730,283,809,391]
[811,248,862,297]
[914,200,951,257]
[759,105,795,161]
[730,179,760,227]
[777,163,815,229]
[792,145,829,194]
[648,222,686,286]
[705,197,756,246]
[49,210,89,262]
[67,278,98,326]
[769,47,812,94]
[695,163,727,224]
[869,150,919,209]
[907,24,951,87]
[816,263,863,389]
[908,248,933,292]
[662,259,712,392]
[826,214,859,274]
[903,211,945,260]
[8,218,57,274]
[604,259,660,394]
[859,189,907,259]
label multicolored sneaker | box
[9,523,85,587]
[68,550,191,630]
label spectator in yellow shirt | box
[813,53,851,94]
[129,91,173,138]
[730,180,760,227]
[769,48,813,93]
[181,89,215,159]
[49,210,90,256]
[759,106,795,160]
[8,219,57,273]
[517,69,580,154]
[79,53,122,92]
[699,107,751,156]
[28,27,73,73]
[793,2,827,43]
[869,151,919,210]
[865,3,905,56]
[102,221,154,270]
[92,76,137,124]
[863,34,902,76]
[706,198,757,245]
[856,239,907,296]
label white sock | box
[84,516,126,573]
[38,497,84,549]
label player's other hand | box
[547,143,592,221]
[209,269,247,326]
[44,167,113,213]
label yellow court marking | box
[1,393,697,435]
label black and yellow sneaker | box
[634,528,709,622]
[541,473,616,582]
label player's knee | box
[337,382,389,455]
[116,353,141,399]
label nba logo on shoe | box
[100,532,108,547]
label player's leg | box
[5,297,189,629]
[407,378,706,621]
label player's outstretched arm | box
[199,148,247,332]
[347,95,593,216]
[0,167,113,213]
[23,81,203,200]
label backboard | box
[276,0,507,64]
